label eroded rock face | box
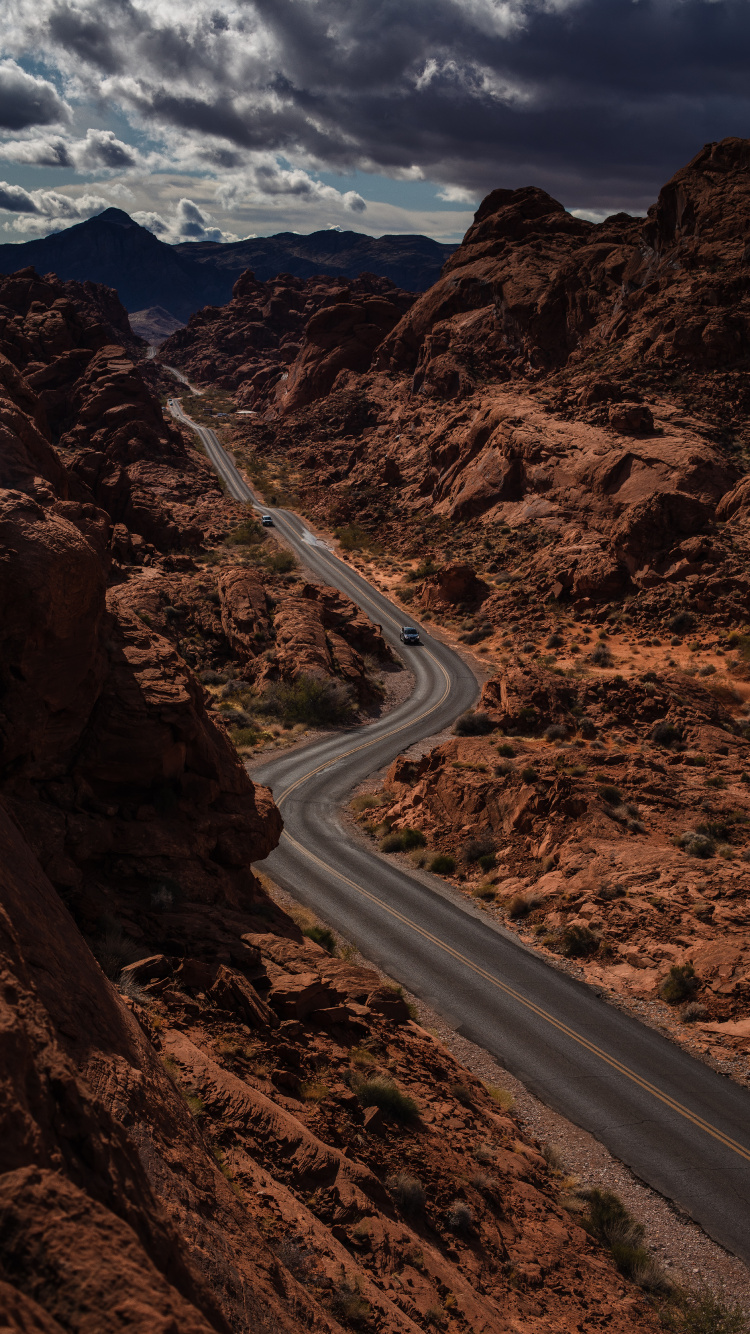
[159,269,413,413]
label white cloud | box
[0,181,110,231]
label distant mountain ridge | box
[0,208,456,321]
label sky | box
[0,0,748,247]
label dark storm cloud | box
[6,0,750,210]
[0,60,70,131]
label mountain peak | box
[94,207,139,227]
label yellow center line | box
[279,828,750,1164]
[275,648,452,805]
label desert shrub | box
[381,827,426,853]
[545,723,567,741]
[659,963,699,1005]
[591,642,611,666]
[661,1285,747,1334]
[599,784,622,805]
[580,1190,666,1290]
[277,1240,314,1283]
[560,925,599,957]
[117,971,148,1003]
[335,523,379,552]
[449,1080,474,1106]
[229,726,259,748]
[699,663,716,676]
[454,710,494,736]
[497,742,516,757]
[520,765,539,783]
[225,517,265,546]
[681,1002,709,1023]
[705,774,726,789]
[352,793,382,812]
[507,893,535,919]
[299,1080,329,1102]
[462,834,495,863]
[350,1046,378,1069]
[472,882,496,901]
[668,610,696,635]
[477,852,496,872]
[485,1083,515,1110]
[266,549,296,573]
[329,1278,372,1328]
[495,760,514,777]
[579,717,597,738]
[652,720,681,747]
[386,1172,426,1214]
[200,669,228,684]
[429,853,456,874]
[380,831,405,853]
[546,632,564,648]
[446,1201,474,1234]
[354,1076,419,1122]
[675,830,715,858]
[303,925,337,954]
[262,674,353,726]
[91,920,142,979]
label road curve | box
[169,395,750,1265]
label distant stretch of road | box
[169,393,750,1266]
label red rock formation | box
[159,269,413,411]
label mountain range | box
[0,208,455,321]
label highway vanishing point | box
[168,392,750,1267]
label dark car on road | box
[400,626,421,644]
[261,514,274,526]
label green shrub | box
[668,610,696,635]
[303,925,337,954]
[380,827,426,853]
[454,710,494,736]
[429,853,456,874]
[580,1190,667,1290]
[225,516,265,546]
[659,963,699,1005]
[262,674,353,726]
[497,742,516,757]
[520,766,539,783]
[354,1076,419,1122]
[229,725,259,748]
[335,523,379,552]
[477,852,496,872]
[266,549,296,573]
[560,924,599,957]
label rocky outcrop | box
[378,137,750,395]
[160,270,413,412]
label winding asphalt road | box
[169,394,750,1266]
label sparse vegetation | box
[659,963,699,1005]
[302,925,337,954]
[261,674,354,726]
[380,827,427,853]
[446,1200,474,1234]
[429,853,456,874]
[354,1076,419,1122]
[386,1172,426,1214]
[559,924,599,957]
[454,710,494,736]
[580,1189,668,1292]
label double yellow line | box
[275,652,750,1167]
